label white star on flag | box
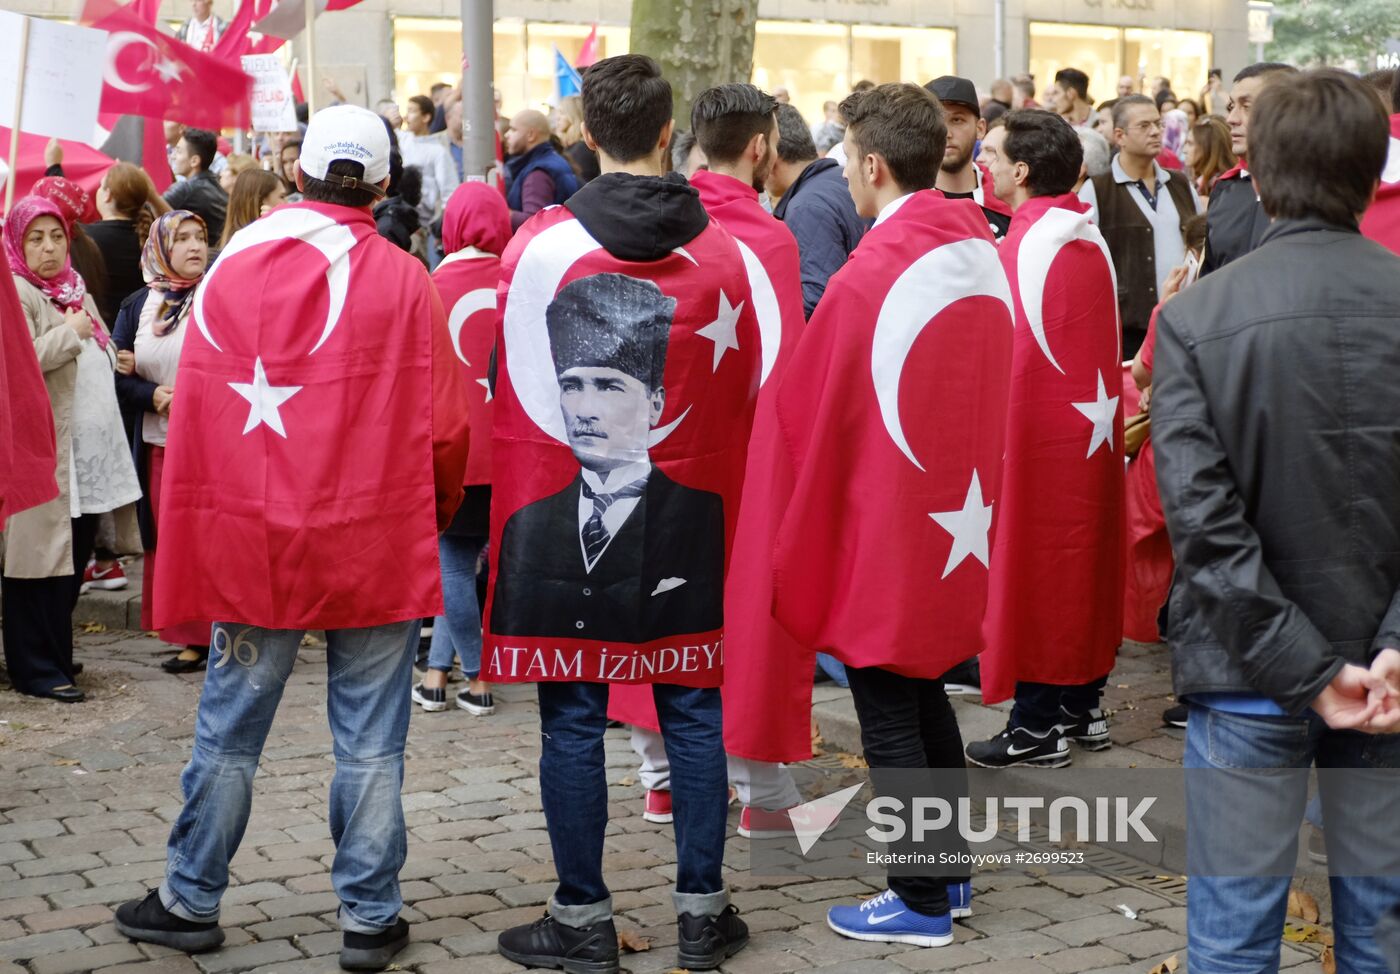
[697,290,744,372]
[229,358,302,438]
[477,377,492,402]
[1071,370,1120,458]
[929,470,994,579]
[153,55,185,83]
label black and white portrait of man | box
[489,272,725,643]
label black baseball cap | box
[925,76,980,117]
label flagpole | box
[5,15,31,215]
[303,0,316,114]
[460,0,495,182]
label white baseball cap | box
[299,104,391,192]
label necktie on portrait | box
[581,478,646,566]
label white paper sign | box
[0,13,108,143]
[242,54,298,133]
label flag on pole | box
[576,25,598,68]
[554,46,582,102]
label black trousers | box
[1,515,98,695]
[845,664,971,916]
[1011,676,1109,733]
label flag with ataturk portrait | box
[483,175,760,687]
[152,202,471,631]
[981,193,1125,704]
[769,190,1014,679]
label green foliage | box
[1265,0,1400,68]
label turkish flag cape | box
[608,170,812,762]
[1361,115,1400,255]
[981,195,1125,703]
[153,202,471,631]
[0,269,58,521]
[432,251,499,487]
[770,191,1013,679]
[484,203,759,686]
[83,0,252,129]
[0,129,115,216]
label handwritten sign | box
[242,54,298,133]
[0,13,108,142]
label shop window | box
[852,25,954,94]
[1028,22,1121,109]
[752,21,850,125]
[1124,28,1211,107]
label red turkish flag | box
[1361,115,1400,255]
[0,269,58,521]
[0,128,115,212]
[609,170,812,762]
[153,202,471,631]
[483,203,760,686]
[770,191,1013,678]
[83,0,252,129]
[980,195,1125,703]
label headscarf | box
[442,182,511,258]
[1162,109,1189,159]
[32,177,94,226]
[141,210,207,336]
[3,196,88,314]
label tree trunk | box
[629,0,759,129]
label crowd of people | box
[3,44,1400,974]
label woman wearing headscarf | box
[112,210,214,673]
[411,182,509,715]
[2,196,141,702]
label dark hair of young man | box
[774,103,817,164]
[430,82,450,96]
[580,55,673,163]
[1249,69,1388,227]
[1002,109,1083,197]
[838,82,945,192]
[1111,94,1156,132]
[301,159,381,208]
[408,95,434,119]
[182,127,218,173]
[1233,61,1297,84]
[1055,68,1090,101]
[691,83,778,165]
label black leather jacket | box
[1200,169,1270,276]
[163,171,228,247]
[1153,218,1400,714]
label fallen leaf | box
[1321,945,1336,974]
[1287,887,1320,924]
[1147,954,1180,973]
[617,929,651,952]
[80,622,106,633]
[1282,923,1319,943]
[836,752,868,769]
[53,758,80,766]
[617,776,636,787]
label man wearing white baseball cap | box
[114,103,472,972]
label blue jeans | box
[160,620,416,933]
[1185,704,1400,973]
[427,535,484,678]
[537,681,729,926]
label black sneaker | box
[411,683,447,712]
[114,889,224,953]
[497,913,619,974]
[341,917,409,971]
[1058,706,1111,751]
[677,904,749,969]
[965,725,1071,768]
[941,657,981,696]
[456,688,495,716]
[1163,703,1189,728]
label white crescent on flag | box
[447,288,495,366]
[735,238,781,387]
[1016,206,1116,374]
[194,208,356,354]
[871,237,1013,472]
[105,32,159,94]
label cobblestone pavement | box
[0,628,1330,974]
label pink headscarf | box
[442,182,512,257]
[4,196,88,313]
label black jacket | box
[85,219,145,327]
[1200,170,1269,276]
[1153,219,1400,714]
[489,469,725,643]
[163,171,228,248]
[111,288,159,549]
[773,158,867,317]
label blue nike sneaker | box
[826,889,954,947]
[947,880,972,918]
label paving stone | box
[191,939,301,973]
[229,858,323,883]
[1040,944,1131,972]
[964,929,1067,960]
[28,942,144,974]
[0,821,66,843]
[14,853,106,878]
[963,907,1048,936]
[1101,928,1187,960]
[49,881,149,909]
[5,874,88,899]
[1038,912,1147,947]
[0,928,93,961]
[221,883,291,906]
[244,916,329,941]
[0,844,34,866]
[414,895,504,920]
[93,958,201,974]
[0,898,48,920]
[21,903,113,933]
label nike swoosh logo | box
[1005,744,1044,756]
[868,911,906,925]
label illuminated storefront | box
[1028,22,1213,107]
